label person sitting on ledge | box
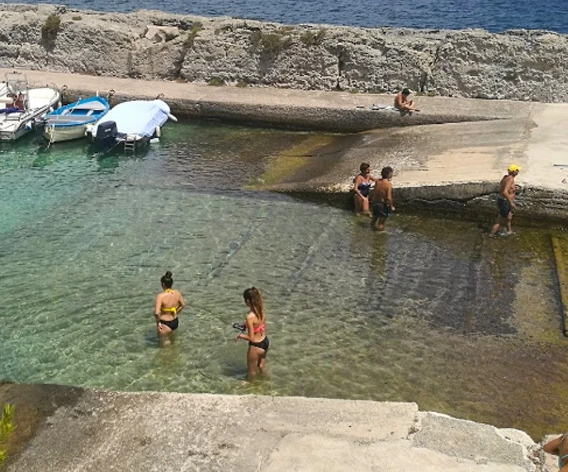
[394,88,420,115]
[543,433,568,471]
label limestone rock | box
[1,4,568,102]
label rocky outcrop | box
[2,4,568,102]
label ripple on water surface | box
[0,120,566,439]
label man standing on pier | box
[489,164,520,237]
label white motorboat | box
[0,72,61,141]
[86,99,177,153]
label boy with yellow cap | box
[489,164,520,237]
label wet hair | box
[381,166,393,178]
[402,88,411,95]
[243,287,265,322]
[359,162,370,173]
[161,271,173,289]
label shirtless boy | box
[489,164,520,237]
[394,88,420,115]
[371,166,395,231]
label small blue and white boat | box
[42,95,110,143]
[86,99,177,152]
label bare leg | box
[258,351,268,374]
[489,222,501,237]
[371,210,379,229]
[506,213,513,233]
[247,346,264,381]
[361,197,370,216]
[354,194,370,216]
[489,216,506,237]
[157,322,173,347]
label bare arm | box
[176,291,186,315]
[154,294,162,323]
[236,314,255,342]
[387,183,395,211]
[353,175,367,199]
[502,177,515,206]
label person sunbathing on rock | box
[394,88,420,115]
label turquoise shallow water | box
[0,120,567,438]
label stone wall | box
[2,3,568,102]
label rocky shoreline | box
[2,3,568,102]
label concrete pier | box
[2,67,567,218]
[0,383,555,472]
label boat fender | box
[155,126,161,138]
[149,138,160,144]
[168,113,178,122]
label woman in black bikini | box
[154,271,185,340]
[235,287,268,380]
[353,162,376,217]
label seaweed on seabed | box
[0,404,16,466]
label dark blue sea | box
[6,0,568,33]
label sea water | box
[0,120,566,439]
[5,0,568,33]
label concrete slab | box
[0,67,533,132]
[413,412,539,471]
[0,385,548,472]
[263,435,530,472]
[525,104,568,190]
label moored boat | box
[86,99,177,153]
[0,72,60,142]
[41,95,110,143]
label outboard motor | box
[95,121,118,152]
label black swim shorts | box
[497,197,512,218]
[372,202,390,219]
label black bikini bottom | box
[158,318,179,331]
[249,336,269,351]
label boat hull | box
[0,82,60,142]
[43,124,88,143]
[42,95,109,143]
[87,99,174,153]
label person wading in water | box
[371,166,395,231]
[154,271,185,345]
[235,287,269,380]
